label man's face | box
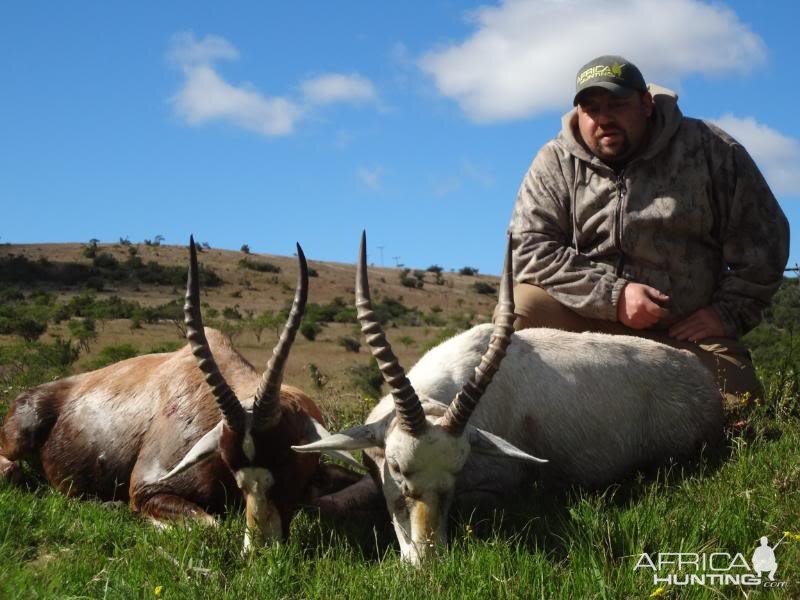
[576,88,653,164]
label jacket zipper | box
[614,172,627,276]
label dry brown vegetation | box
[1,241,503,410]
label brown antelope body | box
[0,239,356,550]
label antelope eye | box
[388,461,400,473]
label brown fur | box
[0,328,325,532]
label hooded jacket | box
[508,85,789,338]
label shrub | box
[338,336,361,353]
[92,253,119,269]
[300,321,321,341]
[459,266,479,276]
[308,267,319,278]
[239,258,281,273]
[82,239,99,259]
[398,335,415,347]
[85,343,139,370]
[240,244,251,254]
[473,281,497,295]
[306,363,329,389]
[0,338,80,400]
[347,358,383,398]
[222,306,243,320]
[426,265,443,274]
[148,341,183,354]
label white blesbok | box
[293,232,724,564]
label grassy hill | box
[0,241,503,412]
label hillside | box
[0,241,505,411]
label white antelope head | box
[293,232,546,564]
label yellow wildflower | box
[649,587,666,598]
[154,586,163,597]
[783,531,800,541]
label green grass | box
[1,386,798,599]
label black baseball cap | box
[573,55,647,106]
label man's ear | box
[159,421,224,482]
[467,426,548,464]
[641,91,654,118]
[303,418,367,472]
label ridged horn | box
[252,243,309,431]
[441,235,515,435]
[185,236,247,433]
[356,231,427,436]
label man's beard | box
[594,128,631,162]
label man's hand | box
[617,282,669,329]
[668,306,725,342]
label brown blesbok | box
[0,238,358,551]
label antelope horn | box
[185,236,247,433]
[441,235,515,435]
[356,231,426,436]
[252,243,309,431]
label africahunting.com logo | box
[576,62,625,86]
[633,533,794,589]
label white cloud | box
[301,73,377,105]
[418,0,767,123]
[172,65,302,136]
[710,115,800,197]
[168,32,379,138]
[356,166,383,190]
[167,32,239,66]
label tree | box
[241,244,251,254]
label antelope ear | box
[292,422,385,454]
[159,421,224,482]
[303,418,367,472]
[467,426,548,464]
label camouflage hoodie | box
[509,85,789,338]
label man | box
[507,55,790,405]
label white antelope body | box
[294,233,724,564]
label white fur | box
[299,325,723,564]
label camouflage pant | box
[510,283,762,409]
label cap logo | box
[576,62,626,86]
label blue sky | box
[2,1,798,275]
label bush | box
[347,358,384,398]
[0,253,222,289]
[85,343,139,370]
[459,266,479,276]
[338,336,361,353]
[306,363,329,389]
[92,252,119,269]
[300,321,321,341]
[240,244,251,254]
[82,239,99,259]
[0,338,80,401]
[222,306,243,320]
[239,258,281,273]
[473,281,497,295]
[426,265,443,274]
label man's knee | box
[509,283,589,332]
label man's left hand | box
[668,306,725,342]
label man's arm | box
[709,142,789,338]
[509,146,628,321]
